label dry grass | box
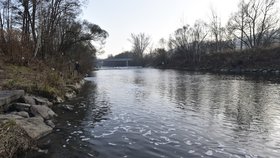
[0,120,34,158]
[0,61,67,100]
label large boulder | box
[0,114,23,124]
[0,90,25,113]
[21,95,36,105]
[30,105,57,120]
[21,95,53,107]
[15,117,53,139]
[45,120,55,128]
[33,97,53,107]
[0,90,25,107]
[10,111,30,118]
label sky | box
[81,0,240,59]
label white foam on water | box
[195,142,202,145]
[143,130,152,137]
[88,153,94,157]
[188,150,195,154]
[81,138,90,141]
[160,131,169,134]
[170,134,176,137]
[120,126,131,132]
[94,129,117,138]
[160,136,171,143]
[108,142,117,146]
[184,140,192,145]
[205,150,213,156]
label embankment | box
[0,61,87,158]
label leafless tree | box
[129,33,151,59]
[228,0,280,49]
[0,0,108,73]
[209,8,224,53]
[191,20,208,62]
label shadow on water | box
[25,81,111,158]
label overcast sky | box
[81,0,241,58]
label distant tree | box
[209,8,224,53]
[191,20,208,62]
[158,38,167,50]
[129,33,151,59]
[227,0,247,50]
[169,25,191,52]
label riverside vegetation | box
[106,0,280,74]
[0,35,95,158]
[0,0,108,157]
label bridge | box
[97,58,133,67]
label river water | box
[37,68,280,158]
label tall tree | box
[228,0,280,49]
[129,33,151,59]
[209,8,223,53]
[192,20,208,62]
[227,0,248,49]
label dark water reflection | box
[35,69,280,158]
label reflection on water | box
[35,69,280,158]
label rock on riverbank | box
[0,79,86,158]
[0,92,57,157]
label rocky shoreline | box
[0,80,86,158]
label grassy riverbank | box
[0,58,86,158]
[0,59,84,101]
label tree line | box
[0,0,108,73]
[112,0,280,67]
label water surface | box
[38,68,280,158]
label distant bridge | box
[97,58,133,67]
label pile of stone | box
[0,90,57,157]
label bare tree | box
[228,0,247,50]
[169,25,192,52]
[228,0,280,49]
[209,8,223,53]
[191,20,208,62]
[158,38,167,50]
[129,33,151,59]
[0,0,109,71]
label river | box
[33,68,280,158]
